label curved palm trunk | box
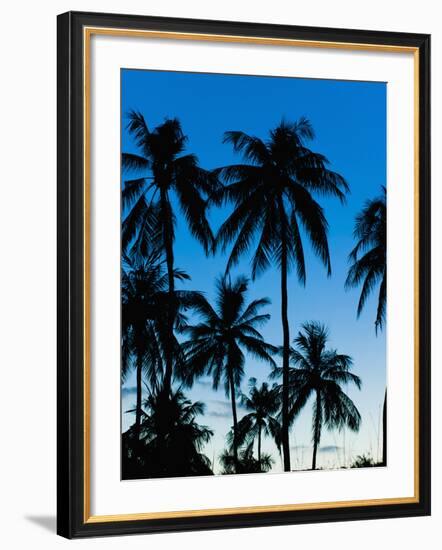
[279,204,291,472]
[382,389,387,466]
[161,191,175,395]
[257,423,262,471]
[312,390,321,470]
[228,369,239,473]
[135,353,143,442]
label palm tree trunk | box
[161,191,175,395]
[228,369,239,473]
[135,354,143,442]
[312,391,321,470]
[279,205,291,472]
[382,388,387,466]
[258,424,262,471]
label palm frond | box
[122,177,149,211]
[286,184,331,275]
[223,131,269,164]
[356,267,384,317]
[237,298,272,324]
[122,152,150,173]
[126,110,151,157]
[174,176,214,253]
[250,203,278,279]
[346,187,386,332]
[375,273,386,333]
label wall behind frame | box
[0,0,438,548]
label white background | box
[0,0,439,548]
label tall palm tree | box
[182,275,277,472]
[122,113,219,394]
[122,250,201,441]
[233,378,281,469]
[122,387,213,479]
[345,186,386,464]
[212,119,349,471]
[275,322,361,470]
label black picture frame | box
[57,10,431,539]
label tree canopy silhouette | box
[119,106,378,480]
[123,387,213,479]
[219,447,274,475]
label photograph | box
[120,68,387,480]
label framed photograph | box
[57,11,431,538]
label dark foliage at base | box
[122,388,214,479]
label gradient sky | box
[121,68,387,473]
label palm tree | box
[275,322,361,470]
[233,378,281,469]
[212,119,349,471]
[182,275,277,472]
[122,250,201,441]
[122,387,213,479]
[122,113,219,394]
[345,187,386,464]
[345,187,386,332]
[219,447,274,475]
[122,250,167,441]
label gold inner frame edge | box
[82,26,420,524]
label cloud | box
[290,445,342,453]
[319,445,342,453]
[206,400,234,418]
[209,399,246,410]
[203,398,247,420]
[290,444,342,453]
[207,410,231,418]
[209,399,230,409]
[121,386,137,397]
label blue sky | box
[121,68,387,473]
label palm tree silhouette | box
[219,447,274,474]
[345,187,386,332]
[122,250,202,441]
[233,377,281,470]
[122,250,168,441]
[122,113,219,394]
[212,119,349,471]
[122,387,213,479]
[274,322,361,470]
[182,275,277,472]
[345,186,386,464]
